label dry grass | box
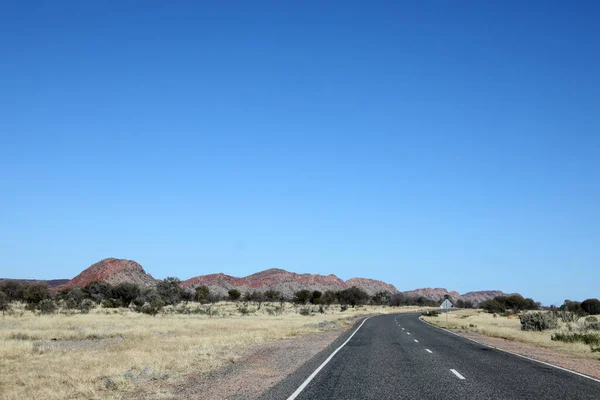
[0,303,425,400]
[422,309,600,360]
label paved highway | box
[261,313,600,400]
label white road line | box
[402,328,405,330]
[407,332,410,335]
[425,349,433,353]
[451,369,466,380]
[286,316,371,400]
[414,339,419,343]
[418,316,600,384]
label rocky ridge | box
[56,258,156,290]
[181,268,397,297]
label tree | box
[264,290,282,301]
[84,281,113,303]
[195,286,211,304]
[22,283,50,304]
[337,287,369,308]
[310,291,323,305]
[157,277,184,305]
[0,280,24,302]
[322,290,337,306]
[480,299,505,314]
[372,291,391,305]
[228,289,241,301]
[293,290,312,305]
[111,283,140,306]
[581,298,600,315]
[0,291,11,315]
[64,287,86,309]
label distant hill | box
[181,268,399,297]
[402,288,509,305]
[0,278,69,288]
[7,258,514,305]
[55,258,156,290]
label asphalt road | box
[261,313,600,400]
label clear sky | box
[1,1,598,306]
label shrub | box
[264,290,282,301]
[23,283,51,304]
[581,299,600,315]
[480,299,506,314]
[38,299,57,314]
[340,305,348,312]
[586,316,598,323]
[64,287,86,309]
[101,299,122,308]
[293,290,312,305]
[156,277,185,305]
[422,310,439,317]
[265,304,285,316]
[84,281,113,303]
[111,283,140,307]
[520,312,557,331]
[228,289,241,301]
[551,332,600,346]
[299,307,311,316]
[0,280,24,302]
[0,291,11,315]
[195,286,210,304]
[79,299,95,314]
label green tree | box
[310,291,323,305]
[581,298,600,315]
[264,290,281,301]
[84,280,113,303]
[293,290,312,304]
[228,289,241,301]
[0,280,24,302]
[157,277,184,305]
[112,282,140,306]
[22,283,50,304]
[0,291,11,315]
[64,287,86,309]
[195,286,211,304]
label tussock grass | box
[0,302,425,399]
[422,309,600,360]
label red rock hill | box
[402,288,509,305]
[182,268,398,297]
[57,258,156,290]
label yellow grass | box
[0,303,426,400]
[422,309,600,360]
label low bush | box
[551,332,600,346]
[299,307,311,316]
[421,310,439,317]
[79,299,95,314]
[38,299,57,314]
[585,316,598,323]
[519,312,557,331]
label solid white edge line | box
[426,349,433,353]
[451,369,466,380]
[286,316,372,400]
[418,317,600,384]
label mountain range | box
[4,258,512,305]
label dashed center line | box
[425,349,433,353]
[402,328,405,330]
[414,339,419,343]
[406,332,411,335]
[450,369,466,380]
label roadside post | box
[440,299,453,325]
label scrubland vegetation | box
[422,295,600,360]
[0,279,430,400]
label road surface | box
[261,313,600,399]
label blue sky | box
[1,1,598,305]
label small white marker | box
[402,328,405,330]
[450,369,465,380]
[426,349,433,353]
[414,339,419,343]
[407,332,411,335]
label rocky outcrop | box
[57,258,156,290]
[402,288,509,305]
[182,269,398,297]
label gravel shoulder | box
[169,316,365,399]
